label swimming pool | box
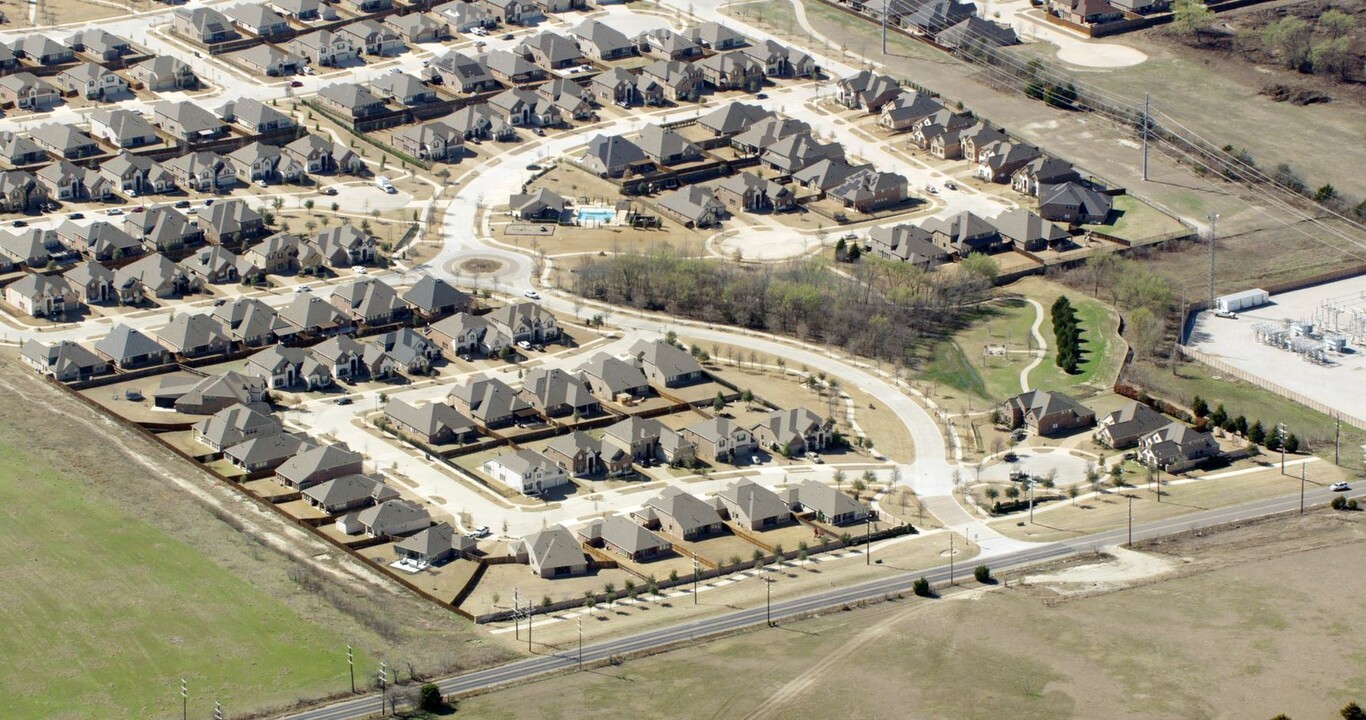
[575,207,615,223]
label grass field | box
[0,354,514,719]
[1082,194,1187,242]
[455,512,1366,719]
[920,279,1124,409]
[0,442,351,719]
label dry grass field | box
[457,511,1366,720]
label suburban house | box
[279,294,352,336]
[698,102,769,138]
[245,345,331,389]
[230,44,304,77]
[38,162,113,204]
[578,515,671,562]
[89,109,159,149]
[480,49,543,84]
[219,98,295,134]
[224,3,290,37]
[228,142,305,184]
[657,185,725,229]
[635,124,702,168]
[591,67,639,106]
[509,187,567,221]
[173,7,241,44]
[153,371,266,415]
[629,339,704,388]
[636,28,702,61]
[393,523,475,566]
[193,403,282,452]
[402,275,471,320]
[488,87,560,127]
[911,109,975,152]
[760,132,845,175]
[154,101,229,143]
[449,376,537,428]
[742,39,814,78]
[425,51,500,93]
[303,474,400,515]
[687,22,747,50]
[580,134,652,178]
[578,353,651,402]
[371,72,437,106]
[102,154,175,199]
[828,168,909,212]
[0,62,48,105]
[483,448,569,496]
[277,443,364,490]
[31,123,98,159]
[329,278,407,325]
[792,158,869,193]
[976,141,1043,183]
[373,327,441,375]
[901,0,976,34]
[695,51,764,92]
[156,313,233,358]
[1136,421,1220,472]
[520,367,599,418]
[717,479,792,531]
[384,399,477,445]
[1000,390,1096,436]
[319,83,387,120]
[1052,0,1123,24]
[288,31,359,67]
[20,340,107,381]
[201,200,267,248]
[285,134,362,175]
[602,416,695,465]
[637,487,724,540]
[311,225,376,266]
[937,16,1020,49]
[481,0,535,26]
[56,63,127,100]
[6,275,79,317]
[867,223,950,268]
[570,20,635,61]
[225,432,311,472]
[543,431,615,477]
[64,261,117,305]
[392,121,465,162]
[487,301,559,344]
[1038,182,1113,224]
[385,13,450,44]
[243,232,312,275]
[65,29,131,61]
[116,253,192,299]
[993,208,1070,251]
[521,31,583,70]
[640,60,704,103]
[94,323,170,368]
[837,70,902,111]
[434,1,495,32]
[1012,157,1079,196]
[517,526,588,578]
[215,297,295,347]
[923,210,1006,256]
[0,171,45,214]
[681,417,755,464]
[0,227,58,267]
[129,57,197,92]
[180,245,253,285]
[342,500,432,539]
[0,131,47,166]
[793,480,869,525]
[339,20,404,57]
[273,0,331,20]
[427,313,506,357]
[878,91,945,132]
[9,35,73,65]
[1095,401,1170,449]
[751,407,830,456]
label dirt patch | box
[460,258,504,274]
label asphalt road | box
[280,481,1343,720]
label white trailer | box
[1216,288,1269,314]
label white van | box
[375,175,395,193]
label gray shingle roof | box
[95,323,167,364]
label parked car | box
[336,397,353,405]
[517,340,532,350]
[322,187,338,196]
[66,212,83,220]
[294,285,311,293]
[173,200,191,208]
[290,80,303,88]
[255,179,268,188]
[204,198,215,206]
[131,206,145,213]
[502,33,514,40]
[944,181,957,190]
[755,92,768,99]
[925,185,938,195]
[105,208,124,216]
[352,266,368,275]
[525,164,541,171]
[1214,309,1237,319]
[213,298,227,306]
[806,451,823,463]
[10,220,25,227]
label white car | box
[1331,482,1351,492]
[517,340,532,350]
[352,266,368,275]
[294,285,311,293]
[254,179,268,188]
[105,208,124,216]
[523,289,540,299]
[1214,309,1237,319]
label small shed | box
[1216,289,1269,314]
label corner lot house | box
[638,486,724,540]
[750,407,830,456]
[518,525,588,578]
[6,274,79,317]
[483,448,569,496]
[1000,390,1095,436]
[20,339,108,381]
[0,73,60,110]
[1137,421,1219,472]
[629,339,704,388]
[129,57,197,92]
[793,479,868,525]
[94,323,169,368]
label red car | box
[290,80,303,87]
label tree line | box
[1051,295,1082,374]
[569,247,999,365]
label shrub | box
[418,683,443,712]
[973,565,992,584]
[1349,499,1359,511]
[1331,495,1347,510]
[912,577,932,597]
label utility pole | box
[513,587,520,639]
[377,662,388,716]
[1028,481,1035,523]
[1207,213,1218,310]
[949,534,954,585]
[1141,93,1150,181]
[180,678,187,720]
[1300,463,1306,514]
[881,0,887,54]
[525,596,532,653]
[347,645,354,694]
[577,619,583,671]
[1157,464,1164,502]
[865,515,872,565]
[765,576,773,627]
[692,557,699,605]
[1335,415,1341,465]
[1278,423,1287,475]
[1127,495,1133,547]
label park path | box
[1019,299,1047,392]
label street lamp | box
[1127,495,1133,547]
[865,514,872,565]
[347,644,354,694]
[764,576,774,627]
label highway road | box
[280,482,1343,720]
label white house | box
[481,448,569,496]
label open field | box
[456,511,1366,719]
[0,354,513,719]
[1081,194,1187,241]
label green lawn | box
[1126,360,1366,463]
[923,339,985,399]
[1030,297,1123,396]
[1082,194,1187,242]
[0,443,355,719]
